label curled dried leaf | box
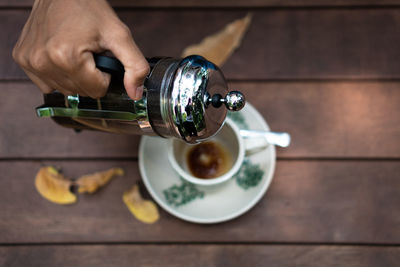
[35,166,77,205]
[181,13,252,66]
[123,184,159,224]
[76,168,124,194]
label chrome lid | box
[168,55,245,143]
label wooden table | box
[1,1,399,266]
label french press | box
[36,55,245,144]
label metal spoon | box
[239,130,291,148]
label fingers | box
[24,70,54,94]
[15,42,109,98]
[26,70,79,96]
[73,52,111,98]
[104,25,149,100]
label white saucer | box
[139,103,276,224]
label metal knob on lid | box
[207,91,246,111]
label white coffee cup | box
[167,118,268,186]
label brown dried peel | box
[76,167,124,194]
[181,13,252,66]
[35,166,77,205]
[35,167,123,204]
[123,184,159,224]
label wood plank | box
[1,245,400,267]
[1,81,399,158]
[3,9,400,80]
[0,160,399,243]
[2,0,400,8]
[237,81,400,158]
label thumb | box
[106,26,149,100]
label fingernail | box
[135,85,144,100]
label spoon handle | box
[239,130,291,148]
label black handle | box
[93,54,125,77]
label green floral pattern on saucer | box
[234,160,264,190]
[163,179,205,207]
[229,111,264,189]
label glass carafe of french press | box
[36,55,245,144]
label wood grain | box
[2,0,400,8]
[1,81,398,158]
[0,160,398,243]
[1,245,400,267]
[4,9,400,80]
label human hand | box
[12,0,149,100]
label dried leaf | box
[123,184,159,224]
[181,13,252,66]
[35,166,77,205]
[76,168,124,194]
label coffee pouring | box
[36,55,245,143]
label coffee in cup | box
[186,141,233,179]
[168,118,270,186]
